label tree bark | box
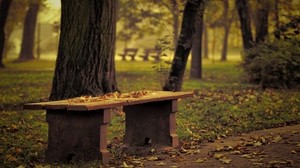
[0,0,12,68]
[255,0,269,43]
[163,0,203,91]
[220,0,231,61]
[171,0,179,48]
[190,3,204,79]
[50,0,119,101]
[235,0,253,49]
[274,0,280,39]
[18,1,39,61]
[203,22,209,59]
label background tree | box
[163,0,204,91]
[117,0,165,48]
[190,2,205,79]
[50,0,118,101]
[18,0,39,61]
[220,0,235,61]
[0,0,12,68]
[235,0,253,50]
[255,0,270,43]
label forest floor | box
[107,124,300,168]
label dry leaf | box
[219,157,232,164]
[155,162,166,166]
[148,156,159,161]
[214,153,225,159]
[195,157,207,163]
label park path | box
[118,124,300,168]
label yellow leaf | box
[252,162,264,166]
[241,154,253,159]
[231,150,242,155]
[147,156,159,161]
[253,141,262,147]
[272,135,282,142]
[291,150,297,154]
[195,157,207,163]
[155,162,166,166]
[214,153,225,159]
[219,157,232,164]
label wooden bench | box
[117,48,139,61]
[138,48,162,61]
[24,91,193,164]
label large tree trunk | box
[255,0,269,43]
[190,4,205,79]
[0,0,12,68]
[18,1,39,61]
[50,0,118,101]
[235,0,253,49]
[163,0,203,91]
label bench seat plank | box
[24,91,193,111]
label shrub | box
[242,38,300,89]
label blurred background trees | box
[0,0,300,88]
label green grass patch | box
[0,59,300,167]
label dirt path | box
[114,125,300,168]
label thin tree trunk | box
[220,0,230,61]
[274,0,280,39]
[203,22,209,59]
[0,0,12,68]
[172,0,179,48]
[18,2,39,61]
[190,4,204,79]
[50,0,118,101]
[235,0,253,49]
[255,0,269,43]
[163,0,203,91]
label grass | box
[0,58,300,167]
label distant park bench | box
[24,91,193,164]
[117,48,139,61]
[139,48,162,61]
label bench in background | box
[117,48,139,61]
[138,48,162,61]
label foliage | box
[117,0,166,42]
[152,35,173,87]
[274,15,300,39]
[241,38,300,88]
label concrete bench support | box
[45,109,111,163]
[124,100,178,147]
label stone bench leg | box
[45,109,110,164]
[123,100,179,147]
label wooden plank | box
[24,91,194,111]
[23,100,68,110]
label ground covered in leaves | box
[1,60,300,167]
[106,125,300,168]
